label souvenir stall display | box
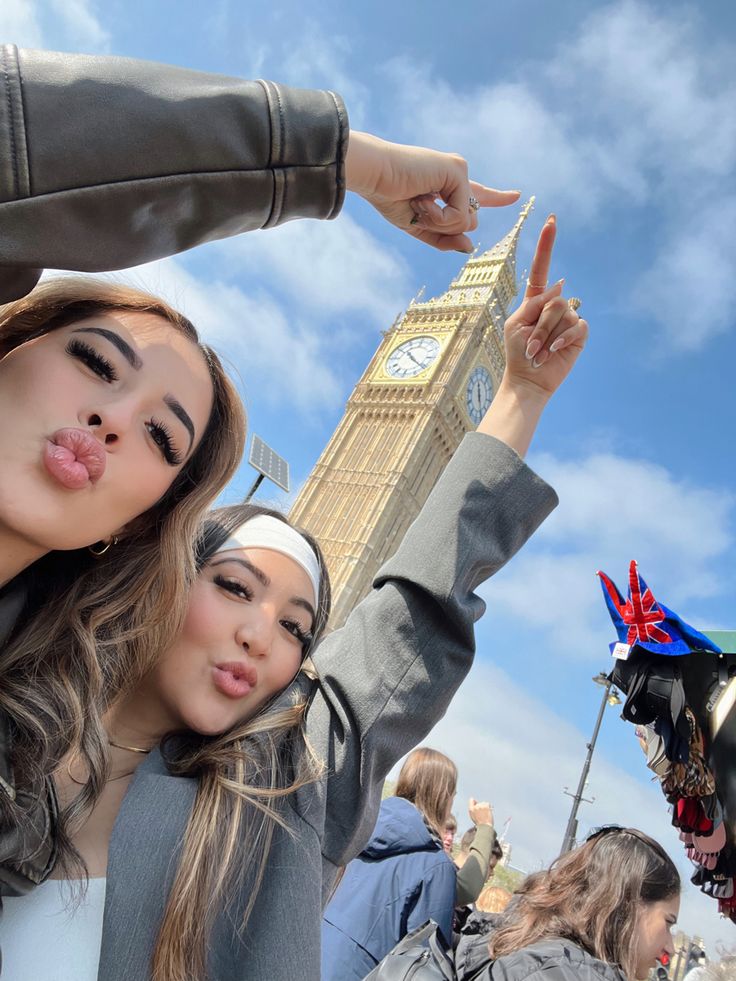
[598,561,736,923]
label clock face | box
[466,366,493,424]
[385,336,441,379]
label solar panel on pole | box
[245,435,290,499]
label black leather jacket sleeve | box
[0,44,348,302]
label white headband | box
[216,514,321,605]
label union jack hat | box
[597,560,721,657]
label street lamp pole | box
[560,673,619,854]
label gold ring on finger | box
[527,278,547,290]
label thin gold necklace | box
[108,738,152,755]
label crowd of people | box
[0,41,727,981]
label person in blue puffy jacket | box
[322,747,458,980]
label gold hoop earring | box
[88,535,118,557]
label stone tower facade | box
[290,200,534,628]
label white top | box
[1,877,106,980]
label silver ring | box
[469,196,480,212]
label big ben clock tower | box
[290,199,534,628]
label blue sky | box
[4,0,736,955]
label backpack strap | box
[427,930,456,981]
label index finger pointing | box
[525,215,557,299]
[470,182,522,209]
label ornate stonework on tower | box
[290,200,534,628]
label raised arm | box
[0,44,347,301]
[455,800,496,907]
[479,215,588,457]
[0,45,518,302]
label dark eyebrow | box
[211,557,270,587]
[164,395,195,453]
[290,596,316,624]
[74,327,143,370]
[211,557,316,626]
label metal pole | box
[244,473,265,501]
[560,677,612,854]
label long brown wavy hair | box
[0,278,246,867]
[148,502,332,981]
[489,827,680,980]
[395,746,458,837]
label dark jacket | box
[455,917,627,981]
[0,44,348,900]
[322,796,457,981]
[0,44,347,304]
[482,940,627,981]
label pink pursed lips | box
[43,428,107,490]
[212,661,258,700]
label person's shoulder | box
[490,939,625,981]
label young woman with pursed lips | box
[0,278,245,905]
[1,222,590,981]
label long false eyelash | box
[66,338,118,382]
[147,417,183,467]
[213,575,254,601]
[281,619,313,649]
[296,627,314,651]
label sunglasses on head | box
[586,824,625,841]
[585,825,669,860]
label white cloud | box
[1,0,110,51]
[49,0,110,51]
[0,0,44,47]
[481,450,734,658]
[633,197,736,351]
[232,22,370,129]
[533,452,732,578]
[389,1,735,212]
[390,661,733,955]
[215,212,411,328]
[384,0,736,349]
[45,256,346,415]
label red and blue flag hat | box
[597,560,721,657]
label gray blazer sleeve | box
[301,432,558,867]
[0,45,348,302]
